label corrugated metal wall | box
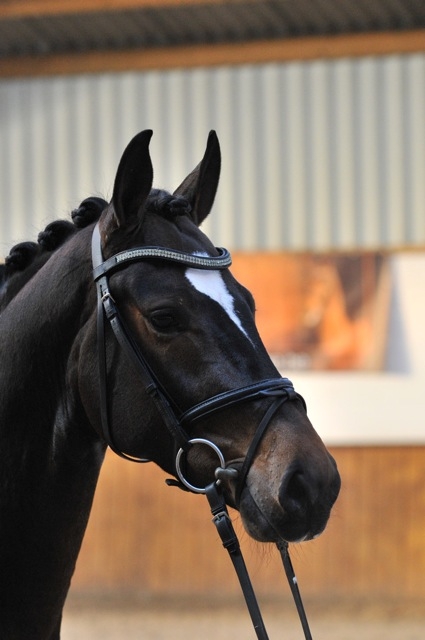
[1,53,425,255]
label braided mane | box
[0,197,107,310]
[0,190,192,311]
[146,189,192,219]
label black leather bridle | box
[91,223,312,639]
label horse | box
[0,130,340,639]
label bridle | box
[91,223,313,639]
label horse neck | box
[0,252,50,311]
[0,230,93,435]
[0,227,105,639]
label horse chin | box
[238,486,325,544]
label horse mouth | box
[237,485,331,543]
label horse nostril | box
[279,467,316,516]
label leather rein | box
[91,223,313,640]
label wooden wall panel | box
[71,447,425,603]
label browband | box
[92,226,232,280]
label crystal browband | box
[93,246,232,280]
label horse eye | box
[149,310,178,331]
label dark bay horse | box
[0,130,340,639]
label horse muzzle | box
[237,454,341,543]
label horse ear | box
[111,130,154,228]
[173,130,221,226]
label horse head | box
[77,130,340,544]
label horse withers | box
[0,130,340,639]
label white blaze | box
[185,266,250,340]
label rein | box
[91,223,313,639]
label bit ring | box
[175,438,225,494]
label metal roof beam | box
[1,0,241,19]
[1,28,424,78]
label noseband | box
[91,223,312,639]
